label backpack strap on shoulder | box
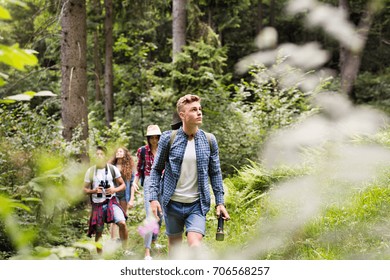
[169,129,178,150]
[169,129,212,152]
[141,146,146,161]
[108,164,117,187]
[108,164,115,178]
[140,146,146,186]
[205,132,212,152]
[89,165,96,187]
[88,165,96,203]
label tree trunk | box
[172,0,186,62]
[208,5,214,31]
[60,0,88,161]
[256,0,264,34]
[104,0,114,127]
[339,0,350,95]
[269,0,275,27]
[339,0,374,101]
[93,0,102,102]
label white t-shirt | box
[84,164,121,203]
[171,139,200,203]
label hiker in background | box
[149,94,230,258]
[83,146,129,255]
[132,125,164,260]
[108,147,136,241]
[171,111,182,130]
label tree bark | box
[60,0,88,161]
[104,0,114,127]
[93,0,102,102]
[172,0,186,62]
[256,0,264,34]
[338,0,349,76]
[339,0,374,101]
[208,4,214,31]
[269,0,275,27]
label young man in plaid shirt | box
[149,94,230,257]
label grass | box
[290,185,390,260]
[217,161,390,260]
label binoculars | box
[96,180,111,198]
[216,216,224,241]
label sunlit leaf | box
[0,99,15,104]
[6,0,29,9]
[0,6,11,20]
[0,44,38,71]
[35,90,56,97]
[0,195,30,214]
[12,202,30,212]
[5,93,33,101]
[0,195,13,215]
[0,71,8,81]
[3,90,56,102]
[23,91,36,97]
[21,197,42,203]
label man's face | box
[180,101,202,126]
[95,149,106,165]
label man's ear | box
[179,111,185,120]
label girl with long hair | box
[109,147,136,241]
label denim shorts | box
[116,191,126,202]
[163,200,206,237]
[96,202,126,233]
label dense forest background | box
[1,0,390,260]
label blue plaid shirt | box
[149,127,225,216]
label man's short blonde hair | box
[176,94,201,113]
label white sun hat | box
[146,125,162,136]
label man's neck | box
[96,163,106,169]
[182,124,198,140]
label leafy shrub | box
[0,103,61,189]
[225,160,307,206]
[354,70,390,106]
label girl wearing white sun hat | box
[133,124,164,260]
